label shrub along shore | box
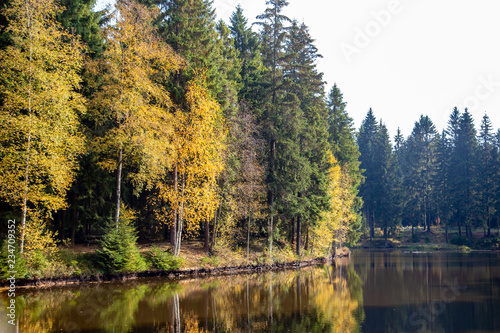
[0,242,351,289]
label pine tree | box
[373,122,394,245]
[408,115,439,232]
[57,0,106,57]
[256,0,291,256]
[281,20,331,256]
[478,113,496,237]
[229,5,265,107]
[434,130,452,242]
[146,0,232,107]
[454,109,478,243]
[358,109,379,239]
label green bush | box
[96,221,147,274]
[450,235,468,246]
[146,246,183,271]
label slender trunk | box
[170,166,178,249]
[114,146,123,229]
[331,239,336,259]
[269,213,273,258]
[458,215,462,237]
[487,206,491,237]
[174,173,186,256]
[61,210,66,241]
[204,218,210,254]
[212,202,222,248]
[296,215,301,258]
[384,226,388,248]
[20,0,34,255]
[445,220,448,243]
[370,211,375,239]
[291,217,295,246]
[305,226,309,251]
[71,225,75,245]
[268,139,276,258]
[247,215,251,265]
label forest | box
[0,0,499,278]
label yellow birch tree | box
[89,0,183,228]
[156,77,226,256]
[311,153,357,257]
[0,0,85,255]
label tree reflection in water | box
[7,258,363,332]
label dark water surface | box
[1,250,499,332]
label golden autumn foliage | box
[0,0,85,254]
[311,153,357,256]
[89,0,184,225]
[156,77,226,255]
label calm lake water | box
[1,250,500,332]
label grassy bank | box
[358,226,500,252]
[0,238,349,284]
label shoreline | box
[0,252,350,289]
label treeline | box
[359,108,500,244]
[0,0,363,265]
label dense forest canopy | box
[0,0,499,273]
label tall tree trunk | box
[268,139,276,258]
[61,210,66,241]
[487,206,491,237]
[305,226,309,251]
[370,211,375,239]
[247,215,251,265]
[296,215,301,258]
[170,166,178,249]
[114,146,123,229]
[204,218,210,254]
[20,0,34,255]
[445,219,448,243]
[174,173,186,256]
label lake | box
[1,250,499,332]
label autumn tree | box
[0,0,85,254]
[90,0,183,228]
[215,103,266,259]
[156,77,226,256]
[326,83,363,244]
[311,154,356,257]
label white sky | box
[97,0,500,139]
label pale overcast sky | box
[96,0,500,139]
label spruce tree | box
[358,109,379,239]
[229,5,265,106]
[57,0,106,57]
[454,109,478,244]
[478,113,496,237]
[326,83,363,244]
[256,0,291,256]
